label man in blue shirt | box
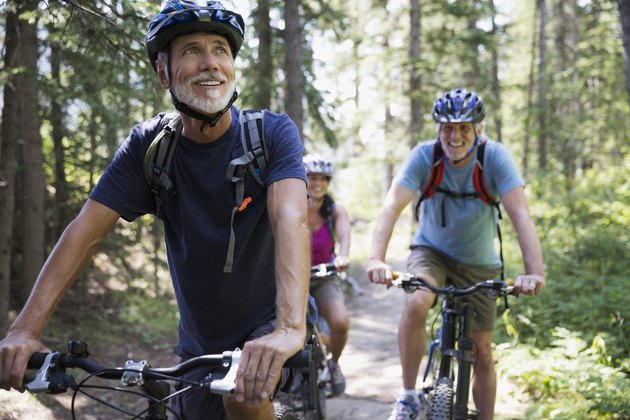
[367,88,545,420]
[0,2,310,419]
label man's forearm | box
[268,179,310,335]
[9,200,118,338]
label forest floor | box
[0,262,532,419]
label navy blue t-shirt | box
[90,107,306,357]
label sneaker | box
[326,358,346,396]
[387,395,420,420]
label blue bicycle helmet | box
[146,0,245,71]
[432,88,486,124]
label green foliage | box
[496,329,629,419]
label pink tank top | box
[311,224,334,265]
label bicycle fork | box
[453,303,474,419]
[427,302,475,420]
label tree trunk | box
[409,0,422,149]
[618,0,630,103]
[0,6,21,334]
[17,0,46,305]
[254,0,273,109]
[490,0,502,142]
[523,0,539,174]
[50,41,71,243]
[284,0,304,139]
[537,0,548,172]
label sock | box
[400,388,418,402]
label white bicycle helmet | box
[304,155,335,178]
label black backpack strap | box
[414,140,444,220]
[143,113,182,219]
[223,110,267,273]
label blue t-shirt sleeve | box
[394,141,434,193]
[263,112,306,185]
[89,116,162,222]
[486,141,524,198]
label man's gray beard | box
[173,78,236,115]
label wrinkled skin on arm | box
[231,178,310,411]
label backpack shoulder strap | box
[143,113,182,218]
[414,140,444,220]
[241,109,268,186]
[472,141,500,208]
[224,109,268,273]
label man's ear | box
[476,123,485,137]
[156,60,170,89]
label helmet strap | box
[170,90,238,131]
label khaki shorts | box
[310,275,344,306]
[407,246,502,331]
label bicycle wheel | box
[426,377,453,420]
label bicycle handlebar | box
[25,340,311,396]
[391,272,514,297]
[310,263,338,278]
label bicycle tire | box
[274,402,300,420]
[427,377,453,420]
[305,380,326,420]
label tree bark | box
[254,0,273,109]
[17,0,46,305]
[0,6,21,334]
[537,0,548,171]
[490,0,502,143]
[618,0,630,104]
[50,41,71,242]
[284,0,304,139]
[409,0,422,149]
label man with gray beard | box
[0,2,310,419]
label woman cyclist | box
[305,155,351,396]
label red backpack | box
[414,140,500,225]
[414,140,505,282]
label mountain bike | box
[277,321,328,420]
[392,273,514,420]
[24,339,311,419]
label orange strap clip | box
[238,197,252,212]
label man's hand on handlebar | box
[0,330,48,392]
[234,326,304,406]
[513,273,545,297]
[366,258,395,288]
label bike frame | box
[395,274,512,420]
[423,297,474,419]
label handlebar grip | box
[27,352,50,369]
[284,348,311,368]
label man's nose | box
[199,51,219,72]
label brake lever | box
[25,352,74,394]
[208,349,241,395]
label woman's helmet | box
[146,0,245,72]
[304,155,335,178]
[432,88,485,124]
